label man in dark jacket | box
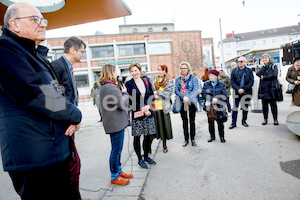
[0,3,82,200]
[229,56,254,129]
[51,37,90,200]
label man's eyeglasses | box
[180,68,188,70]
[238,61,244,63]
[14,16,48,27]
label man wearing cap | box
[229,56,254,129]
[0,3,82,199]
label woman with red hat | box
[201,69,227,143]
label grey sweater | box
[99,83,129,134]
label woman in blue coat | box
[174,62,199,147]
[201,69,227,143]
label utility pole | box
[219,18,225,70]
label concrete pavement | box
[0,93,299,200]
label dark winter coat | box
[231,67,254,96]
[256,64,278,100]
[0,27,82,171]
[201,79,227,110]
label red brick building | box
[46,24,214,98]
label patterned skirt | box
[131,116,157,137]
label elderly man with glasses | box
[0,3,82,200]
[229,56,254,129]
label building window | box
[272,38,276,43]
[262,40,266,44]
[282,37,286,42]
[133,28,138,33]
[53,49,64,60]
[149,42,171,55]
[225,44,231,48]
[118,44,145,57]
[74,74,89,88]
[91,46,114,58]
[148,28,153,32]
[162,27,168,32]
[252,41,256,46]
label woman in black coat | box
[256,54,279,125]
[201,69,227,143]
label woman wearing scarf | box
[256,54,279,125]
[201,69,227,143]
[99,64,133,185]
[174,62,199,147]
[153,64,174,153]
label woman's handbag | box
[207,106,217,121]
[274,79,283,102]
[217,109,228,123]
[172,96,182,114]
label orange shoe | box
[111,176,129,185]
[120,171,133,179]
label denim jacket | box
[174,74,199,104]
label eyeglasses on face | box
[180,68,188,70]
[14,15,48,27]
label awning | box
[0,0,131,30]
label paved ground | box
[0,93,299,200]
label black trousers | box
[180,103,197,142]
[262,99,278,120]
[208,118,225,139]
[9,157,71,200]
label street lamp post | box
[219,18,225,71]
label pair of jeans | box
[232,96,251,124]
[109,129,125,181]
[262,99,277,120]
[180,103,197,142]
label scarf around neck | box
[180,72,191,94]
[155,75,169,90]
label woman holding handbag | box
[153,64,174,153]
[125,62,157,169]
[256,54,279,125]
[99,64,133,185]
[174,62,199,147]
[201,69,227,143]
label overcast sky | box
[46,0,300,56]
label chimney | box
[226,31,235,38]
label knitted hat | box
[208,69,219,76]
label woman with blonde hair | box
[174,62,199,147]
[153,64,174,153]
[99,64,133,185]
